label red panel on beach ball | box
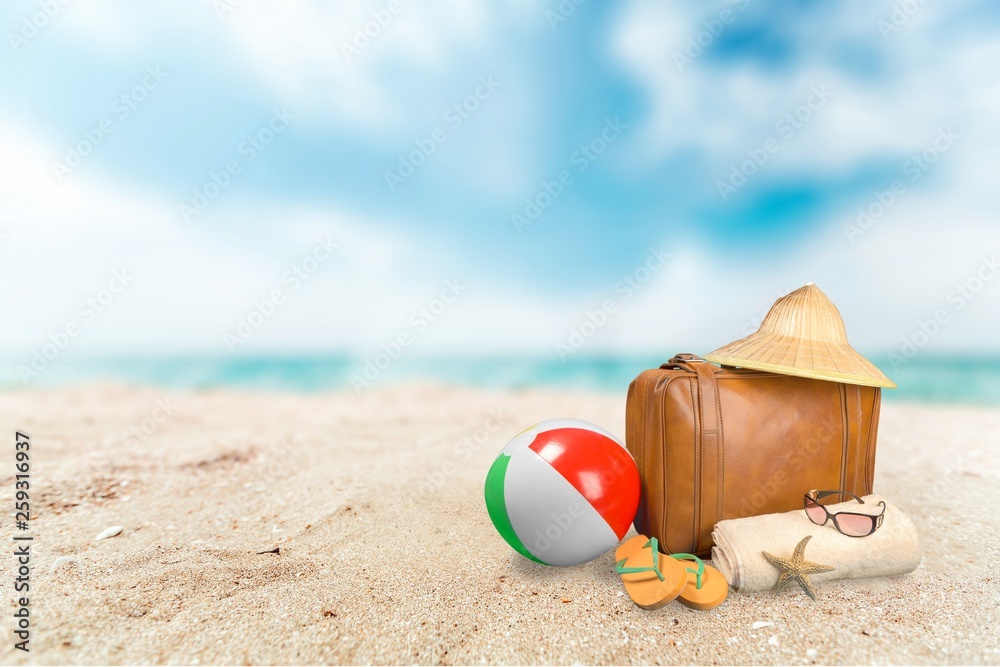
[528,427,640,539]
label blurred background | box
[1,0,998,402]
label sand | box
[0,383,997,665]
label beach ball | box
[484,418,640,567]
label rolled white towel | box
[711,494,921,592]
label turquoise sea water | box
[3,354,998,404]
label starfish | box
[761,535,835,601]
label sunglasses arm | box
[810,489,865,504]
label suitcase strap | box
[662,354,724,553]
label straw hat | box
[703,283,896,388]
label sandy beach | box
[1,383,998,665]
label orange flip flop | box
[614,535,688,611]
[669,553,729,610]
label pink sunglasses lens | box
[804,498,826,525]
[837,513,874,536]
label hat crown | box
[703,282,896,388]
[757,283,849,344]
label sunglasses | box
[803,490,886,537]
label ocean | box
[4,354,998,404]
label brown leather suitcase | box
[626,353,881,556]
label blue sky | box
[1,0,998,362]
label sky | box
[1,0,998,366]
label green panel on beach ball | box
[484,454,545,564]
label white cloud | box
[593,196,999,358]
[0,121,581,362]
[0,125,458,355]
[210,0,547,197]
[1,120,996,368]
[607,0,1000,180]
[3,0,996,368]
[6,0,559,208]
[593,0,999,360]
[214,0,493,138]
[44,0,469,138]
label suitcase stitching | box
[632,373,648,535]
[715,369,725,528]
[865,388,880,494]
[662,373,676,552]
[688,376,699,554]
[838,383,848,493]
[641,372,653,535]
[696,366,723,554]
[643,371,694,552]
[852,385,861,494]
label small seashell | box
[95,525,124,540]
[51,556,77,573]
[807,648,818,658]
[768,635,779,646]
[752,621,774,630]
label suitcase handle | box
[660,353,711,374]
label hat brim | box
[703,334,897,389]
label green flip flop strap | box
[669,553,705,590]
[615,538,665,581]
